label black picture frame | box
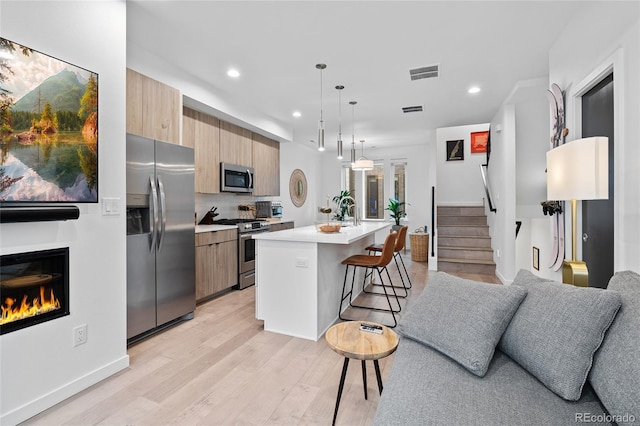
[533,246,540,270]
[446,139,464,161]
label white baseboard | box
[1,355,130,426]
[496,269,512,285]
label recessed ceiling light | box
[468,86,481,94]
[292,111,302,118]
[227,69,240,78]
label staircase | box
[437,206,495,275]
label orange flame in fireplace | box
[0,286,61,325]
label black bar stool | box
[338,232,401,328]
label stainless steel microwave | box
[221,163,254,193]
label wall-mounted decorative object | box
[446,139,464,161]
[533,246,540,271]
[471,130,489,153]
[0,37,99,203]
[289,168,307,207]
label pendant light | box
[353,139,374,171]
[336,85,344,159]
[349,101,357,165]
[316,64,326,151]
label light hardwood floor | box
[22,256,499,426]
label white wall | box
[487,104,517,283]
[549,2,640,274]
[511,79,553,279]
[279,141,322,227]
[436,123,490,206]
[0,2,129,425]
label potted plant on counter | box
[386,197,406,231]
[332,190,355,223]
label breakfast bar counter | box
[253,222,390,341]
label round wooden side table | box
[325,321,399,425]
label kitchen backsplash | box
[195,193,279,223]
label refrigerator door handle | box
[149,175,159,252]
[157,175,167,252]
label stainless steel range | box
[212,219,270,289]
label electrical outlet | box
[295,257,308,268]
[73,324,87,347]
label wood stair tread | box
[438,224,489,227]
[439,246,493,251]
[438,235,491,239]
[439,257,496,265]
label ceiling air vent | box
[402,105,423,114]
[409,65,439,81]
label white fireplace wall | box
[0,2,129,425]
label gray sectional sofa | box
[373,270,640,425]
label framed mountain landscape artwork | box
[0,38,98,203]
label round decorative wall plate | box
[289,169,307,207]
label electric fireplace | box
[0,248,69,335]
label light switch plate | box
[102,197,120,216]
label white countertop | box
[195,224,238,233]
[252,221,390,244]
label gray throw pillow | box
[398,272,527,377]
[499,269,622,401]
[589,270,640,420]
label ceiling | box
[127,1,587,152]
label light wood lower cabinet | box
[195,229,238,301]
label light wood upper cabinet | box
[219,121,253,167]
[183,107,220,193]
[126,68,180,144]
[126,68,144,136]
[252,133,280,196]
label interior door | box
[581,73,614,289]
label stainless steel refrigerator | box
[126,134,195,340]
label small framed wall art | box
[446,139,464,161]
[532,246,540,271]
[471,131,489,153]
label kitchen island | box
[253,222,390,341]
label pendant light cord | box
[319,68,323,122]
[338,89,342,138]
